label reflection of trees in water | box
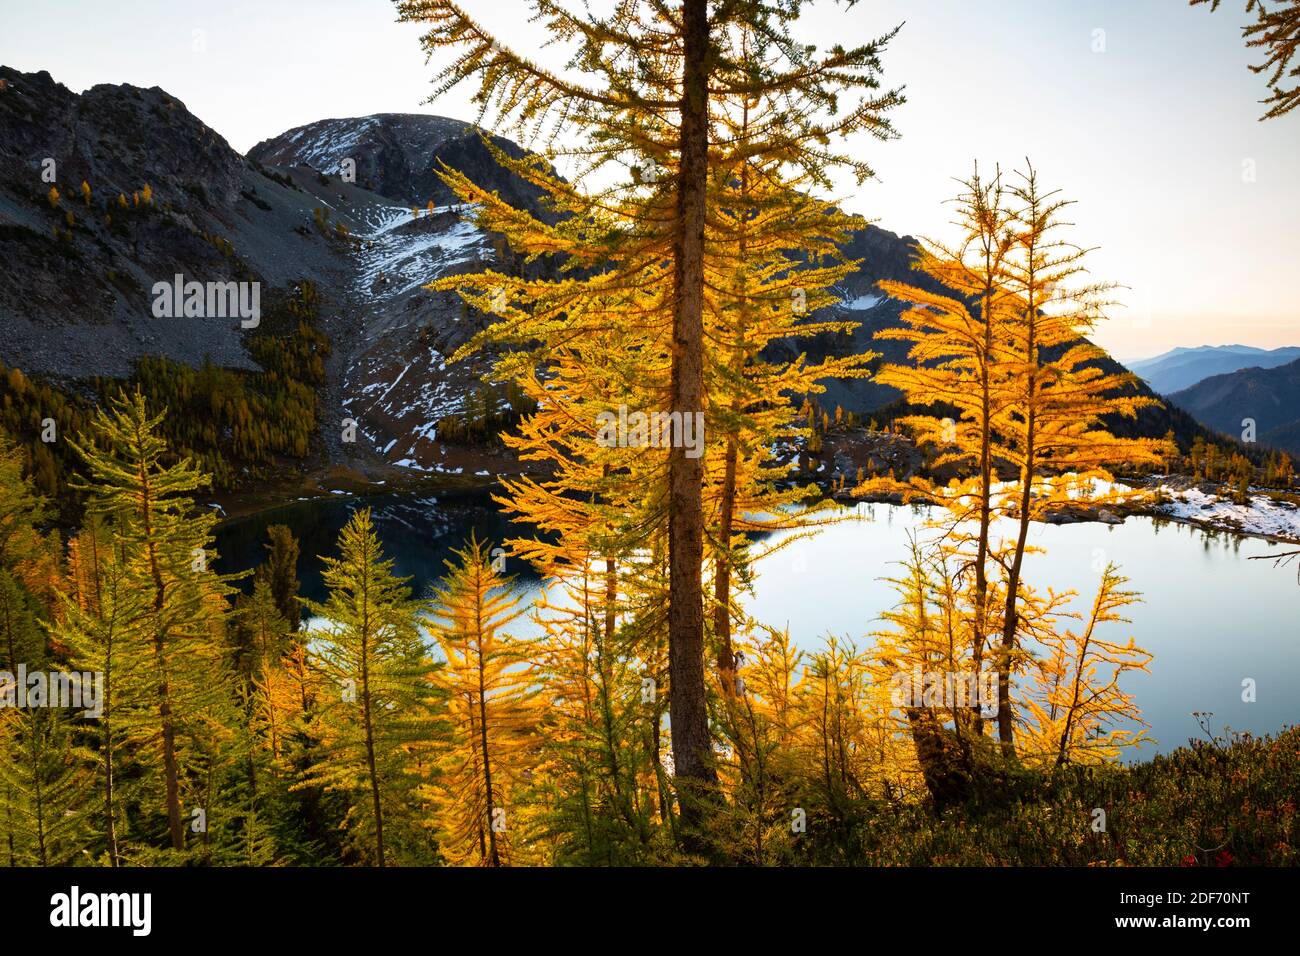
[214,492,538,603]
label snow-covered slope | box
[337,199,500,471]
[247,113,563,473]
[353,204,487,301]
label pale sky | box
[3,0,1297,360]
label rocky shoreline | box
[213,455,1300,547]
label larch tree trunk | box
[358,552,386,867]
[136,448,184,853]
[667,0,718,832]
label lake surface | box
[215,493,1300,762]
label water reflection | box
[216,495,1300,761]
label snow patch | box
[354,205,488,302]
[840,293,882,311]
[1157,486,1300,541]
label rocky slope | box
[0,68,527,483]
[249,114,555,477]
[0,66,409,383]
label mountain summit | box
[248,113,544,210]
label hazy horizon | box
[3,0,1297,360]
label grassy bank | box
[778,726,1299,866]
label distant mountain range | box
[0,65,1268,481]
[1126,345,1300,395]
[1168,357,1300,456]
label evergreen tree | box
[1019,565,1152,766]
[296,508,437,866]
[56,521,148,866]
[990,164,1165,753]
[859,163,1167,755]
[66,390,238,855]
[400,0,904,836]
[1193,0,1300,119]
[0,431,49,568]
[863,165,1018,736]
[0,706,94,866]
[239,578,297,765]
[0,569,43,674]
[709,625,805,865]
[261,524,302,631]
[529,552,663,863]
[424,535,537,866]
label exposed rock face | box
[248,113,559,475]
[249,114,471,198]
[774,222,937,415]
[1,68,242,213]
[0,66,371,381]
[0,69,512,478]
